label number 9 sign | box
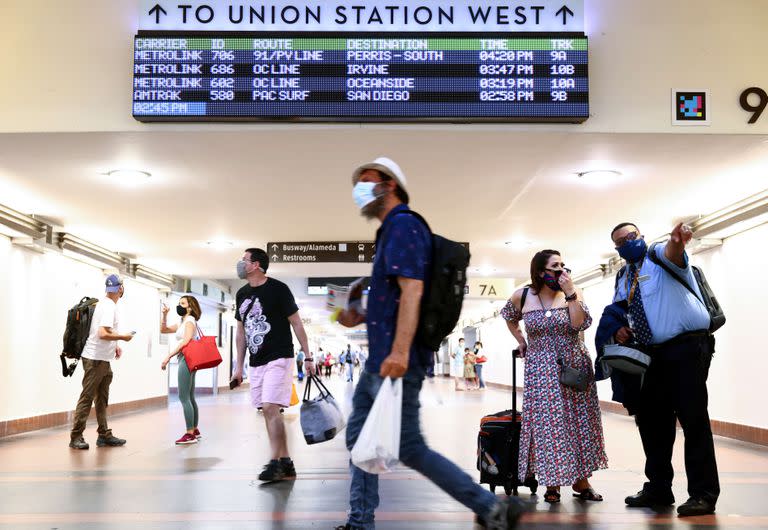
[740,87,768,124]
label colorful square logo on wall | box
[672,90,710,125]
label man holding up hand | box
[334,158,524,530]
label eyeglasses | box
[545,267,571,274]
[614,231,639,248]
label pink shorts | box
[248,357,293,408]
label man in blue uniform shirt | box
[334,157,524,530]
[611,222,719,517]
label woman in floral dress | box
[501,249,607,503]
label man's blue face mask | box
[352,181,379,210]
[617,238,647,263]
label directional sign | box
[139,0,585,33]
[268,242,375,263]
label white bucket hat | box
[351,157,409,203]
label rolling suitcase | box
[477,349,538,496]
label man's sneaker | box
[280,458,296,479]
[69,438,89,450]
[175,433,198,445]
[96,435,126,447]
[478,497,527,529]
[258,459,286,481]
[193,428,202,439]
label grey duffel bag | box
[300,374,346,444]
[601,343,651,376]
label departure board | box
[133,33,588,122]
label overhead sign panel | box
[133,34,588,122]
[268,242,376,263]
[139,1,584,33]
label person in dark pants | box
[610,222,719,517]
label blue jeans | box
[345,369,497,529]
[475,363,485,388]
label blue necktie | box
[627,264,653,345]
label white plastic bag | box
[350,377,403,474]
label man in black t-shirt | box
[231,248,313,482]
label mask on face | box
[176,305,187,317]
[543,273,561,291]
[236,260,248,279]
[352,182,380,210]
[617,238,647,263]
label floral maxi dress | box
[501,301,608,486]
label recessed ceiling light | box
[505,237,534,249]
[104,169,152,181]
[206,240,235,250]
[576,169,623,180]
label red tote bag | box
[182,326,222,371]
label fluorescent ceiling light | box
[106,169,151,180]
[504,237,534,250]
[0,203,49,239]
[57,232,128,270]
[690,188,768,239]
[576,169,623,181]
[206,240,235,250]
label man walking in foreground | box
[334,157,525,529]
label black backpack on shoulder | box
[391,210,471,351]
[60,297,99,377]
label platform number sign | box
[740,87,768,124]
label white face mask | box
[352,181,379,209]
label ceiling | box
[1,128,766,284]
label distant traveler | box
[334,157,525,530]
[474,341,487,389]
[451,338,466,391]
[69,275,133,450]
[610,222,719,517]
[463,347,478,390]
[229,248,313,482]
[160,295,204,445]
[345,344,356,382]
[502,250,607,503]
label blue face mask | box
[617,238,647,263]
[352,182,379,209]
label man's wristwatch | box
[564,292,578,302]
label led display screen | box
[133,33,588,122]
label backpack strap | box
[614,265,627,292]
[646,242,703,305]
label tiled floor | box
[1,375,766,529]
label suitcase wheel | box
[525,477,539,495]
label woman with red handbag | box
[474,341,487,389]
[160,296,203,445]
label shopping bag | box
[182,326,222,371]
[350,377,403,474]
[300,375,346,444]
[290,383,300,406]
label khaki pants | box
[70,358,113,441]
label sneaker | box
[478,497,527,529]
[69,438,89,450]
[258,459,286,482]
[96,435,126,447]
[193,428,202,439]
[175,433,198,445]
[280,458,296,479]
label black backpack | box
[60,297,99,377]
[389,210,471,351]
[614,243,725,333]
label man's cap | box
[105,274,123,293]
[351,157,408,198]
